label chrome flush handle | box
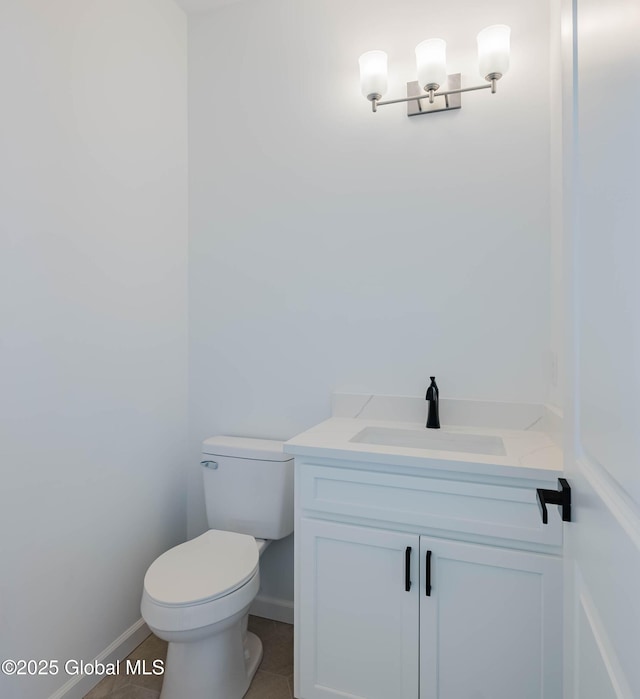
[201,460,218,470]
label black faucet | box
[425,377,440,429]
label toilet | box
[141,436,294,699]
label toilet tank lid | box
[202,435,293,462]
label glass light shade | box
[477,24,511,80]
[359,50,388,99]
[415,38,447,90]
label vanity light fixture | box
[359,24,510,117]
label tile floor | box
[83,616,293,699]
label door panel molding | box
[579,455,640,551]
[574,567,633,699]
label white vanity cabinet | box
[294,460,563,699]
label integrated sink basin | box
[350,426,507,456]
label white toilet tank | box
[201,436,294,540]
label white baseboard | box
[250,594,294,625]
[47,618,150,699]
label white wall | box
[0,2,188,697]
[188,0,554,602]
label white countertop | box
[284,416,563,482]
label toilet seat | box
[141,530,261,634]
[144,529,259,607]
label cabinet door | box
[419,536,562,699]
[298,518,419,699]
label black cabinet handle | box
[425,550,432,596]
[405,546,412,591]
[537,478,571,524]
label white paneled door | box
[564,0,640,696]
[298,518,419,699]
[419,537,562,699]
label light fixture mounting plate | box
[406,73,462,117]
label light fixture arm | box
[372,77,497,112]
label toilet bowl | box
[142,531,268,699]
[140,436,294,699]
